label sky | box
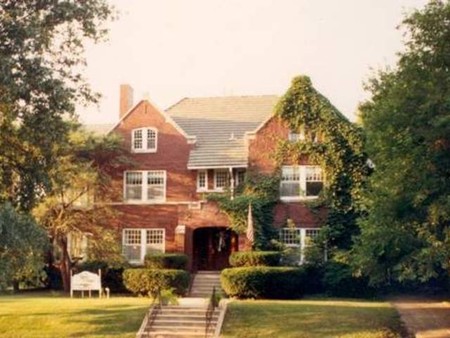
[78,0,430,124]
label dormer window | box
[289,127,319,143]
[288,127,305,142]
[132,128,157,153]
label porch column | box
[229,167,234,200]
[174,225,186,253]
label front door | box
[193,227,238,271]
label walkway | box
[390,297,450,338]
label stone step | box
[148,325,215,333]
[153,319,218,327]
[145,330,215,338]
[157,314,219,321]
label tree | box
[354,0,450,286]
[0,203,48,292]
[33,130,130,292]
[0,0,113,212]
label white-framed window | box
[67,232,89,261]
[124,170,166,203]
[132,128,157,153]
[289,127,319,143]
[288,127,305,142]
[197,170,208,191]
[122,228,165,264]
[280,165,323,201]
[280,227,320,263]
[214,169,229,190]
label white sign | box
[70,270,102,298]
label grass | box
[0,292,150,338]
[221,299,406,338]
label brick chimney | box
[119,84,134,119]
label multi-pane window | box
[288,128,305,142]
[280,227,321,263]
[67,232,88,260]
[214,169,229,190]
[123,228,165,263]
[132,128,157,152]
[280,165,323,200]
[197,170,208,191]
[279,228,302,247]
[124,171,166,202]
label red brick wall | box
[110,100,197,202]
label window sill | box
[124,200,166,204]
[131,149,157,154]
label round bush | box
[221,266,306,299]
[123,268,190,297]
[144,253,188,270]
[229,251,281,267]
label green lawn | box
[0,292,150,338]
[221,299,405,338]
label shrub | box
[77,260,129,293]
[221,266,306,299]
[123,268,190,297]
[229,251,281,267]
[144,253,188,270]
[322,261,375,298]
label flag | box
[246,202,254,248]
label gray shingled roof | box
[166,95,279,168]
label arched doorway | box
[193,227,238,271]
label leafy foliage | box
[0,203,48,290]
[275,76,368,251]
[207,174,280,250]
[0,0,113,212]
[123,268,190,297]
[354,0,450,286]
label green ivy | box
[207,174,279,250]
[275,75,369,250]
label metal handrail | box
[205,286,217,338]
[142,287,162,337]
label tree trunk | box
[12,280,19,293]
[59,238,72,293]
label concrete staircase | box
[139,305,220,337]
[137,271,227,338]
[189,271,223,298]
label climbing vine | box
[275,76,369,250]
[207,174,280,250]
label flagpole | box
[246,202,254,251]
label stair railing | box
[205,286,218,338]
[136,287,162,338]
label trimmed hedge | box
[144,253,188,270]
[221,266,306,299]
[229,251,281,267]
[123,268,190,297]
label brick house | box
[90,84,330,271]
